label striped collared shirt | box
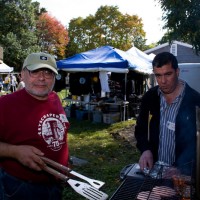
[158,80,185,165]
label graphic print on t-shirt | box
[38,113,68,151]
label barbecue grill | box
[110,162,195,200]
[110,107,200,200]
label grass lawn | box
[62,118,140,200]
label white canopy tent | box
[126,46,155,74]
[0,61,13,73]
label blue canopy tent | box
[57,45,154,74]
[56,45,154,120]
[57,46,132,120]
[57,45,129,73]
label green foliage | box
[36,13,69,59]
[1,31,40,70]
[0,0,41,70]
[0,1,155,68]
[143,42,158,50]
[62,118,139,199]
[158,0,200,53]
[67,5,146,56]
[0,0,69,70]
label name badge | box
[167,121,175,131]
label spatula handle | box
[43,165,69,182]
[41,156,71,172]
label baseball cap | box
[23,52,58,74]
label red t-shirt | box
[0,89,70,183]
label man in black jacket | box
[135,52,200,172]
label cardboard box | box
[76,110,88,120]
[93,111,102,123]
[103,112,120,124]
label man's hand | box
[139,150,153,171]
[11,145,45,171]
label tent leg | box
[123,73,127,121]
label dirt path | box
[110,125,136,147]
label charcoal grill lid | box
[120,163,145,180]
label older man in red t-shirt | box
[0,52,70,200]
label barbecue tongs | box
[41,156,108,200]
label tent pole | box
[123,73,127,121]
[124,73,127,101]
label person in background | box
[4,74,10,91]
[16,74,25,91]
[0,76,3,92]
[0,52,70,200]
[135,52,200,172]
[10,74,18,92]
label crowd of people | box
[0,73,25,93]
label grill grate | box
[110,176,180,200]
[110,162,195,200]
[110,177,144,200]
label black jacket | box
[135,84,200,168]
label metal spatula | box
[43,165,108,200]
[41,156,105,189]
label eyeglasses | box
[26,68,55,79]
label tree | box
[36,13,69,59]
[67,5,146,56]
[0,0,41,69]
[158,0,200,53]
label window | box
[170,44,177,56]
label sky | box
[34,0,166,45]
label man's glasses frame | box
[25,68,55,79]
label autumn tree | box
[158,0,200,53]
[0,0,41,69]
[36,13,69,59]
[67,5,146,56]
